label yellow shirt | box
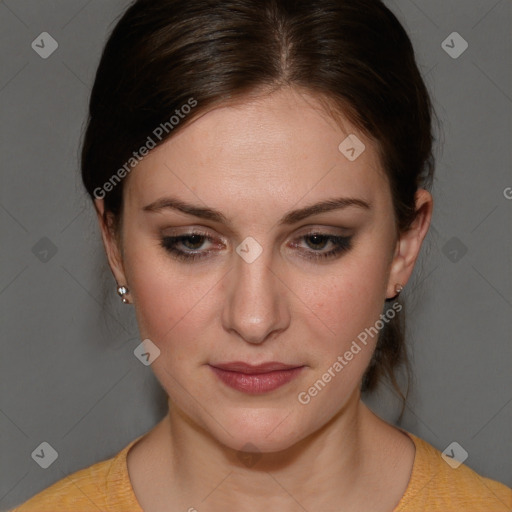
[9,430,512,511]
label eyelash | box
[160,230,352,263]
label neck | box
[154,391,387,512]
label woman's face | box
[99,87,428,452]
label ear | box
[94,199,128,290]
[386,189,433,298]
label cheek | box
[302,255,390,349]
[293,265,389,421]
[290,254,391,407]
[125,254,223,404]
[123,246,218,352]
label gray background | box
[1,0,511,508]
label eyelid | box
[295,225,352,235]
[161,225,217,237]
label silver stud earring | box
[117,285,129,304]
[386,283,404,301]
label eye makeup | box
[159,229,353,263]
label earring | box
[386,283,403,301]
[117,285,129,304]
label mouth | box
[208,362,305,394]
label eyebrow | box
[143,195,371,225]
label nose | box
[221,245,290,345]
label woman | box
[11,0,512,510]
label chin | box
[206,406,308,454]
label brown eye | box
[292,233,353,261]
[304,234,330,250]
[180,234,208,250]
[161,231,216,262]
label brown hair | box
[81,0,437,417]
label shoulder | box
[395,431,512,511]
[8,437,142,512]
[8,460,111,512]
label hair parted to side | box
[81,0,438,417]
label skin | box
[95,86,433,512]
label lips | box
[209,361,305,394]
[211,361,301,374]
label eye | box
[291,232,353,261]
[160,231,218,262]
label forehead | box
[124,88,388,211]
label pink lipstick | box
[209,362,304,394]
